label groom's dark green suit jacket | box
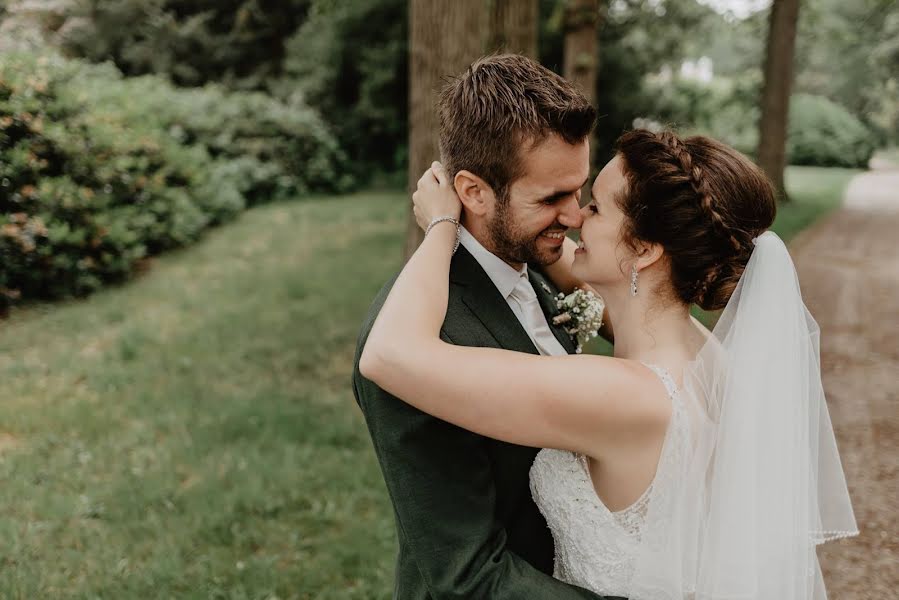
[352,245,623,599]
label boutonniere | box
[539,281,553,295]
[552,288,605,354]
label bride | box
[360,129,857,599]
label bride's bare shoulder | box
[573,356,674,436]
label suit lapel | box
[451,246,539,355]
[528,269,577,355]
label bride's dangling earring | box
[630,264,638,297]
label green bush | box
[68,62,353,204]
[787,94,876,168]
[0,52,350,309]
[0,53,245,307]
[55,0,313,89]
[276,0,407,180]
[25,0,394,184]
[637,81,875,170]
[642,73,761,157]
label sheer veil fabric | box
[628,231,858,599]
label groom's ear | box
[454,170,494,217]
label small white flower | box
[552,288,605,353]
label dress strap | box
[640,362,679,399]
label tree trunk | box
[563,0,600,184]
[757,0,801,202]
[488,0,539,58]
[404,0,538,259]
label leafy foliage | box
[0,54,222,306]
[702,0,899,146]
[275,0,408,178]
[32,0,406,180]
[787,94,875,168]
[540,0,719,164]
[58,0,313,89]
[793,0,898,144]
[0,52,347,308]
[13,0,894,178]
[635,80,874,169]
[641,73,761,156]
[79,67,353,203]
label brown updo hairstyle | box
[615,129,777,310]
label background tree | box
[4,0,893,194]
[277,0,408,181]
[562,0,600,181]
[792,0,899,147]
[757,0,801,200]
[404,0,538,258]
[489,0,539,58]
[541,0,711,164]
[58,0,312,89]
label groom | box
[353,54,620,599]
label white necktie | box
[508,274,568,357]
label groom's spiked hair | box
[438,54,596,203]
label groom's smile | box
[539,228,569,247]
[487,134,588,268]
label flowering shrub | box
[76,64,354,204]
[0,53,347,309]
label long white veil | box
[629,231,858,599]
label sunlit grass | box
[0,192,406,599]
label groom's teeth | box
[543,231,565,239]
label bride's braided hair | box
[615,129,776,310]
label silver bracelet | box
[425,216,461,254]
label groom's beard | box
[487,200,563,266]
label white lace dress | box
[529,364,687,597]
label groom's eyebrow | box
[539,177,589,203]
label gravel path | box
[791,167,899,599]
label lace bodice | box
[529,363,688,597]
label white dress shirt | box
[458,227,567,357]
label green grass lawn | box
[872,147,899,165]
[1,193,406,599]
[0,166,857,598]
[777,166,862,240]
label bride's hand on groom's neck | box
[412,162,462,228]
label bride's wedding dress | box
[530,233,858,600]
[530,363,685,597]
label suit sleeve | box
[353,331,605,599]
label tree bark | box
[563,0,600,183]
[757,0,801,202]
[563,0,599,105]
[404,0,538,259]
[488,0,539,58]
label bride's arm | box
[360,165,665,455]
[542,236,614,342]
